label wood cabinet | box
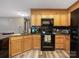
[31,9,70,26]
[36,15,41,26]
[9,34,70,57]
[27,35,32,50]
[9,36,23,57]
[31,15,36,26]
[33,35,41,49]
[56,44,64,49]
[31,15,41,26]
[55,35,64,49]
[23,35,32,51]
[9,35,32,57]
[54,14,61,26]
[60,13,70,26]
[23,36,29,51]
[55,36,64,44]
[64,35,70,51]
[55,35,70,50]
[31,14,70,26]
[54,12,69,26]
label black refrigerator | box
[70,8,79,58]
[41,18,55,51]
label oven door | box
[41,34,55,51]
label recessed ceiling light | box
[17,12,30,17]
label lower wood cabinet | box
[23,35,32,51]
[55,44,64,49]
[33,35,41,49]
[28,36,32,49]
[55,36,64,44]
[55,35,70,50]
[9,35,32,57]
[55,35,64,49]
[9,36,23,57]
[9,35,70,57]
[23,36,29,51]
[64,36,70,51]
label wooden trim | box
[31,9,68,15]
[68,1,79,12]
[31,9,67,11]
[67,0,79,10]
[31,9,68,14]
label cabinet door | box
[9,37,22,57]
[60,13,68,26]
[24,36,32,51]
[54,14,61,26]
[31,15,36,26]
[33,35,41,49]
[24,37,29,51]
[36,15,41,26]
[28,36,32,50]
[65,36,70,51]
[55,36,64,49]
[55,36,64,44]
[66,39,70,51]
[33,38,40,49]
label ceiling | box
[0,0,78,17]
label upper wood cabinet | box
[9,36,23,57]
[54,14,61,26]
[31,9,70,26]
[36,15,41,26]
[31,14,69,26]
[54,13,70,26]
[31,15,36,26]
[31,15,41,26]
[60,13,70,26]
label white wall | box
[0,17,24,33]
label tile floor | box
[12,49,70,58]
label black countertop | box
[0,33,33,40]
